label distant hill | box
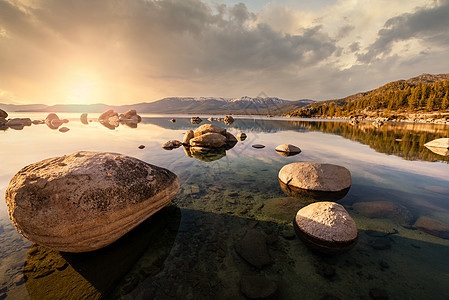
[288,73,449,117]
[0,97,314,115]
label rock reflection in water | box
[23,205,181,299]
[184,146,226,162]
[279,180,350,203]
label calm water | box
[1,113,449,299]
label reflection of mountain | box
[23,205,181,299]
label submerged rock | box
[279,162,351,192]
[294,202,358,254]
[414,216,449,239]
[5,151,180,252]
[236,228,272,268]
[59,127,70,133]
[240,275,277,299]
[353,201,414,225]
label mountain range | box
[0,97,314,115]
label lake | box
[1,113,449,299]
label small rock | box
[236,229,272,268]
[252,144,265,149]
[281,229,296,240]
[59,127,70,133]
[237,132,247,141]
[162,140,182,150]
[0,108,7,118]
[191,116,202,124]
[224,115,234,125]
[275,144,301,157]
[353,201,414,226]
[169,119,176,123]
[414,216,449,239]
[138,145,145,149]
[80,113,88,125]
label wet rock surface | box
[414,216,449,239]
[5,151,180,252]
[294,202,358,254]
[236,228,272,268]
[275,144,301,156]
[279,163,351,192]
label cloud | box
[358,0,449,63]
[0,0,449,105]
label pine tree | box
[442,91,449,110]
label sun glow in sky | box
[1,0,449,105]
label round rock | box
[189,132,226,148]
[5,151,180,253]
[279,162,351,192]
[193,124,226,137]
[275,144,301,157]
[294,202,358,254]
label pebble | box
[281,229,296,240]
[252,144,265,149]
[138,145,145,149]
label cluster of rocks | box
[45,113,69,131]
[98,109,142,129]
[190,115,235,125]
[162,124,239,162]
[5,151,180,252]
[278,162,357,254]
[0,109,72,132]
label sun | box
[69,80,97,104]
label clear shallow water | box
[1,113,449,299]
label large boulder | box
[5,151,180,252]
[279,162,351,192]
[6,118,32,129]
[189,132,226,148]
[353,201,414,225]
[0,108,7,118]
[193,124,226,137]
[294,202,358,254]
[414,216,449,239]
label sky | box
[1,0,449,105]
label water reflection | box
[279,180,350,203]
[23,205,180,299]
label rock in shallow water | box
[279,162,351,192]
[294,202,358,254]
[275,144,301,156]
[5,151,180,252]
[414,216,449,239]
[353,201,414,226]
[236,228,272,268]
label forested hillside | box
[289,74,449,118]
